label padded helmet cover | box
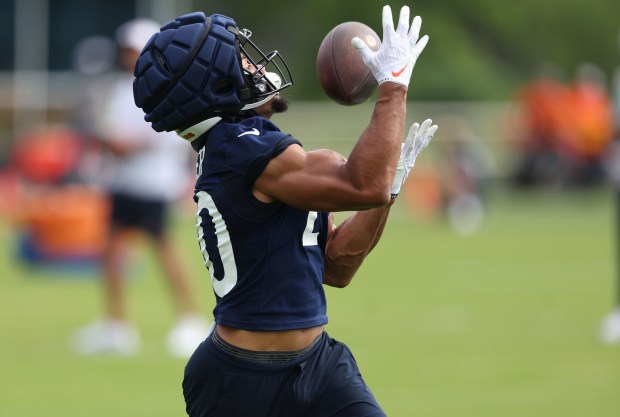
[133,12,292,132]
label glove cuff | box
[378,77,410,87]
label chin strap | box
[175,117,222,142]
[241,92,277,112]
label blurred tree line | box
[194,0,620,100]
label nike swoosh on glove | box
[352,5,429,88]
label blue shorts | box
[109,192,168,238]
[183,330,386,417]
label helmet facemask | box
[235,28,293,111]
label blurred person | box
[559,63,613,186]
[511,73,571,187]
[71,18,210,357]
[512,64,613,189]
[437,115,493,236]
[133,6,435,416]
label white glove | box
[352,5,429,87]
[391,119,438,198]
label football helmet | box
[133,12,293,133]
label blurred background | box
[1,0,620,416]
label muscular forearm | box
[323,200,394,288]
[344,83,407,204]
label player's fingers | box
[403,122,419,159]
[406,122,420,141]
[423,125,439,148]
[411,119,432,155]
[413,34,429,56]
[417,122,437,153]
[396,6,410,37]
[409,15,421,44]
[418,119,433,135]
[382,5,395,35]
[351,37,373,61]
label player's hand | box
[352,5,429,88]
[391,119,437,198]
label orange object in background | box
[402,163,443,220]
[515,77,613,160]
[515,78,570,152]
[11,127,82,184]
[561,80,614,159]
[15,185,109,259]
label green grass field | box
[1,187,619,417]
[2,102,620,416]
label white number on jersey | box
[196,147,205,177]
[196,196,318,297]
[302,211,319,246]
[195,191,238,298]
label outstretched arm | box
[254,6,429,213]
[322,119,437,288]
[254,84,406,212]
[323,202,393,288]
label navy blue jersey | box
[194,116,329,331]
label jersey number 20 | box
[196,190,318,297]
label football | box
[316,21,381,105]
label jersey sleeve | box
[222,123,301,186]
[245,134,300,184]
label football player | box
[134,5,436,416]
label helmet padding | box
[133,12,247,132]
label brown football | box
[316,21,381,105]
